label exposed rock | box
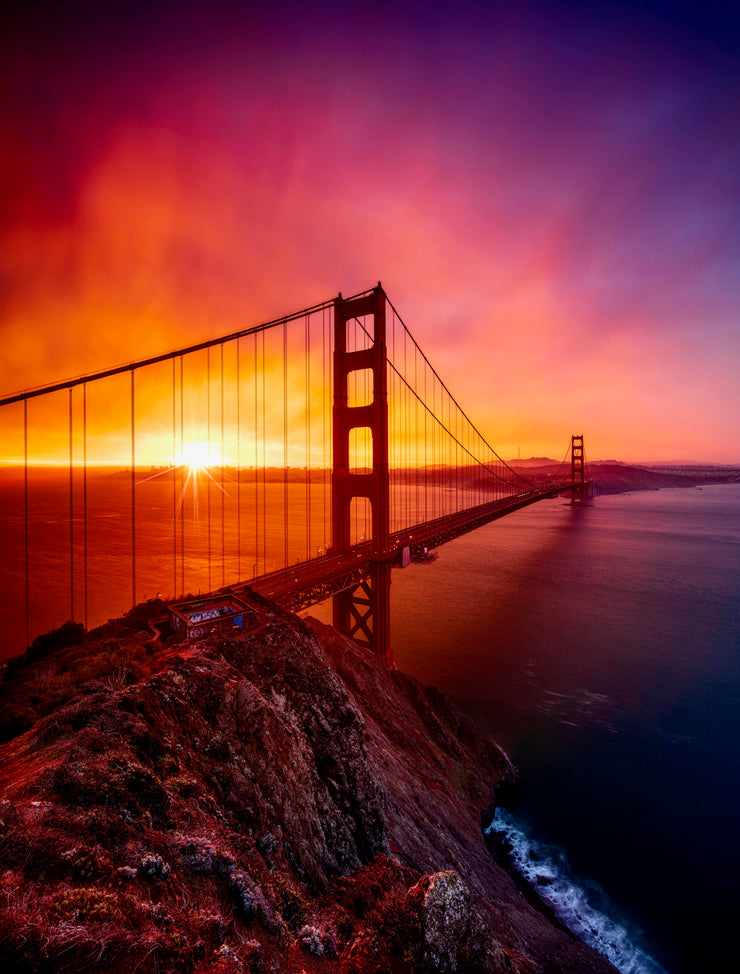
[0,598,617,973]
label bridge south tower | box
[331,284,392,664]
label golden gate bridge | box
[0,284,590,662]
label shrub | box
[275,879,308,931]
[124,599,167,629]
[27,621,86,663]
[140,854,171,880]
[297,923,336,957]
[122,763,167,812]
[229,871,263,919]
[64,846,100,882]
[0,705,34,743]
[50,886,121,924]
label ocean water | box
[386,484,740,974]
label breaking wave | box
[485,809,669,974]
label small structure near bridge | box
[169,593,257,640]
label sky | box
[1,0,739,464]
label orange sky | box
[1,1,739,464]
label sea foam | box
[485,809,669,974]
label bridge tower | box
[571,434,587,504]
[331,284,392,664]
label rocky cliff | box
[0,595,616,974]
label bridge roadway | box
[228,483,581,615]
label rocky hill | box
[0,595,616,974]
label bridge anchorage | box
[0,282,591,664]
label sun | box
[181,440,211,472]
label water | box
[384,485,740,974]
[484,809,667,974]
[0,467,454,654]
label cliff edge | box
[0,596,616,973]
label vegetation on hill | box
[0,600,616,973]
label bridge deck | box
[235,483,584,614]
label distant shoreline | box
[508,461,740,497]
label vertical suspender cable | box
[424,358,428,523]
[438,383,441,516]
[236,336,241,581]
[69,388,74,622]
[475,431,479,506]
[433,378,437,518]
[447,393,450,514]
[434,377,438,518]
[283,320,288,569]
[261,332,266,574]
[476,434,485,504]
[404,326,408,528]
[450,399,460,511]
[221,343,225,588]
[172,359,177,598]
[253,333,258,576]
[305,314,310,561]
[431,376,435,519]
[442,389,446,515]
[442,389,445,515]
[413,343,417,524]
[207,348,211,591]
[130,369,136,607]
[83,383,88,628]
[413,344,416,523]
[323,309,327,554]
[180,357,185,596]
[24,400,29,647]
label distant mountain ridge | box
[506,459,740,495]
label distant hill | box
[505,457,558,467]
[506,461,740,495]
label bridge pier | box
[332,562,391,663]
[331,285,393,665]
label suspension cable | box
[383,295,539,490]
[352,313,534,489]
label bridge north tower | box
[331,284,392,664]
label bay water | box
[384,484,740,974]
